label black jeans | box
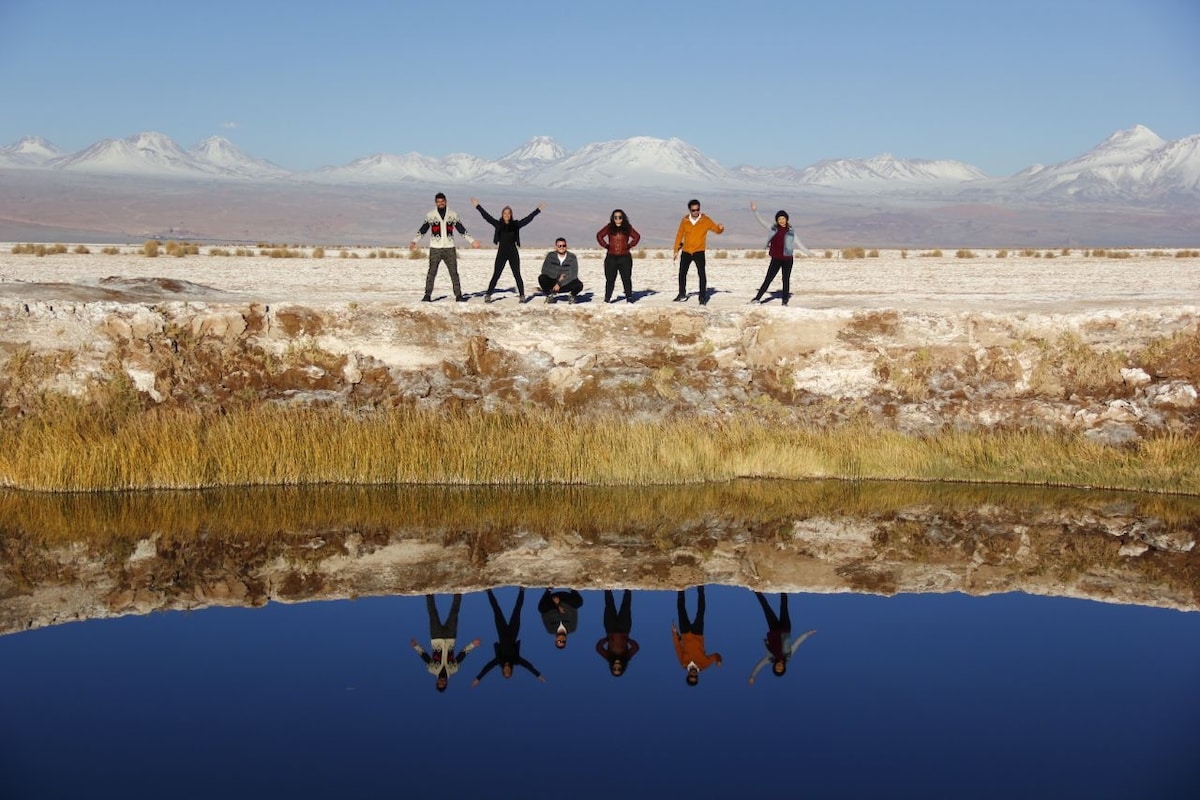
[538,275,583,295]
[603,589,633,634]
[603,253,634,301]
[756,256,794,299]
[678,251,707,298]
[487,244,524,295]
[676,586,706,635]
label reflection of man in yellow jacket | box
[672,586,723,686]
[671,199,725,305]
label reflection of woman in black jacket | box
[471,197,544,303]
[472,588,547,686]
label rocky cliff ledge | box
[1,293,1197,444]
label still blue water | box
[1,586,1197,799]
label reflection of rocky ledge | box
[2,482,1197,634]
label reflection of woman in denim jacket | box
[748,592,816,685]
[749,200,813,306]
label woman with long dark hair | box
[596,208,641,303]
[471,197,544,303]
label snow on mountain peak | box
[7,126,1198,204]
[0,135,62,166]
[499,135,568,165]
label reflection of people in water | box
[538,587,584,649]
[748,592,816,685]
[410,594,480,693]
[596,589,640,677]
[672,585,722,686]
[472,588,547,686]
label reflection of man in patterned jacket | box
[410,594,480,692]
[410,192,480,302]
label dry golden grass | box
[0,400,1196,494]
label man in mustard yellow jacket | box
[671,199,725,305]
[672,585,723,686]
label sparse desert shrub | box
[101,246,121,255]
[142,240,160,257]
[955,249,977,259]
[745,250,766,259]
[74,245,90,255]
[208,248,231,257]
[842,247,866,259]
[1061,248,1072,256]
[900,249,908,259]
[919,249,943,258]
[713,250,729,259]
[266,247,304,259]
[868,249,879,258]
[1107,250,1132,259]
[824,250,834,259]
[312,247,325,259]
[634,248,647,259]
[409,248,426,259]
[1043,251,1056,259]
[1021,248,1037,257]
[1175,250,1200,258]
[1149,250,1168,257]
[1089,248,1106,257]
[654,251,666,259]
[995,249,1008,258]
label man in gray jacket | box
[410,192,480,302]
[537,237,584,303]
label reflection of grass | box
[0,402,1197,494]
[4,480,1198,545]
[3,481,1197,619]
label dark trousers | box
[425,247,463,298]
[678,251,707,298]
[603,253,634,301]
[755,257,794,299]
[426,593,461,640]
[676,586,706,635]
[488,587,524,644]
[538,274,583,296]
[487,244,524,295]
[755,592,791,633]
[603,589,633,634]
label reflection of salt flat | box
[1,481,1197,636]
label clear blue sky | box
[2,0,1197,176]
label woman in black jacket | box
[471,197,544,303]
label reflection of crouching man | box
[538,588,584,649]
[538,238,583,303]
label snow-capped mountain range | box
[2,126,1198,205]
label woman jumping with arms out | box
[471,197,544,303]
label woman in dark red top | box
[596,589,640,677]
[596,208,641,303]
